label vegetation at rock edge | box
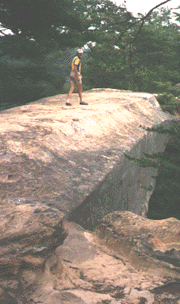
[125,122,180,221]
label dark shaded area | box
[0,290,18,304]
[147,129,180,221]
[0,57,66,112]
[152,281,180,295]
[0,0,91,111]
[125,122,180,222]
[67,173,124,231]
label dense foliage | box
[1,1,179,110]
[155,82,180,114]
[125,122,180,220]
[82,6,180,94]
[0,0,90,110]
[0,0,88,58]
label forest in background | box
[1,0,180,221]
[0,0,180,111]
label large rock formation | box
[0,89,180,303]
[95,211,180,273]
[0,89,175,228]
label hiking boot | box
[80,101,88,105]
[66,102,72,106]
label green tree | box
[0,0,178,109]
[153,81,180,114]
[0,0,90,109]
[0,0,88,58]
[129,7,180,92]
[78,0,135,90]
[83,6,180,93]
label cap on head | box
[76,49,83,55]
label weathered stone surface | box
[0,198,67,273]
[0,89,175,229]
[0,197,67,303]
[52,220,180,304]
[1,89,180,303]
[56,222,97,264]
[1,210,180,303]
[95,211,180,275]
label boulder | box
[0,89,175,229]
[0,89,179,303]
[95,211,180,275]
[1,204,180,303]
[52,218,180,304]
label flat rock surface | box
[57,222,97,264]
[0,89,174,216]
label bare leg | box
[67,79,87,105]
[67,82,75,100]
[77,82,83,101]
[77,82,88,105]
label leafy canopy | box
[0,0,89,58]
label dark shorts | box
[70,71,82,85]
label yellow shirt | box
[71,56,81,73]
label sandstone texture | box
[0,89,180,303]
[0,89,175,228]
[4,216,179,304]
[26,216,180,304]
[54,213,180,304]
[0,198,67,273]
[95,211,180,274]
[0,197,67,303]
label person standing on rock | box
[66,49,88,106]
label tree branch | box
[140,0,171,21]
[116,0,171,43]
[129,19,145,44]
